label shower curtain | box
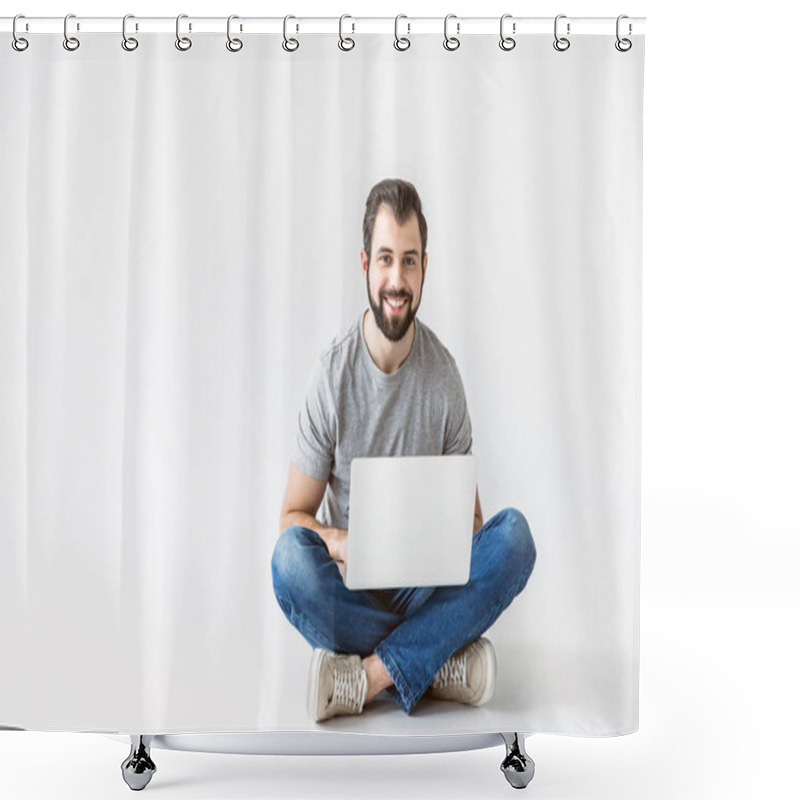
[1,24,644,736]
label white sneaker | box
[429,637,497,706]
[307,649,368,722]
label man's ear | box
[360,249,369,277]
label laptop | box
[344,454,477,590]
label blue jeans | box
[271,507,536,714]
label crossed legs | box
[271,507,536,714]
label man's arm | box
[279,460,348,562]
[473,487,483,535]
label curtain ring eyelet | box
[394,15,411,51]
[615,15,632,51]
[499,14,516,51]
[121,14,139,51]
[443,14,460,51]
[12,14,29,51]
[283,15,299,52]
[175,13,192,51]
[226,15,243,52]
[63,13,80,51]
[553,14,570,52]
[338,14,355,51]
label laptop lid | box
[344,454,477,590]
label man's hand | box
[320,527,348,565]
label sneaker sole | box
[475,639,497,706]
[307,648,327,722]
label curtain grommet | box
[443,14,460,51]
[394,15,411,51]
[283,15,299,52]
[338,14,355,51]
[615,15,632,51]
[63,13,80,51]
[553,14,570,52]
[499,14,516,51]
[226,15,243,52]
[12,14,29,51]
[175,14,192,51]
[121,14,139,51]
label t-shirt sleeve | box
[444,363,473,456]
[292,357,335,481]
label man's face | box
[364,206,427,343]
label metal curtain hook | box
[443,14,460,51]
[553,14,570,51]
[226,15,243,51]
[12,14,29,51]
[122,14,139,51]
[63,13,80,51]
[615,14,632,51]
[283,15,299,51]
[176,13,192,50]
[499,14,515,51]
[394,14,410,51]
[338,14,355,51]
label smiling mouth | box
[383,296,409,315]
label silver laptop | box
[344,454,477,590]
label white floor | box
[2,594,797,800]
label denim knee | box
[496,507,537,583]
[271,525,321,606]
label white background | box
[1,1,798,799]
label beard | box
[366,264,423,343]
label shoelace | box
[331,663,367,713]
[432,649,467,689]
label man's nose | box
[387,259,404,286]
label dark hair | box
[362,179,427,265]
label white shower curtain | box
[1,27,644,735]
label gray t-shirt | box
[292,311,473,530]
